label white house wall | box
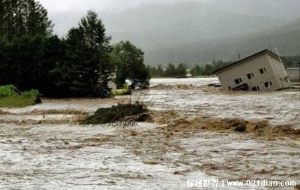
[267,55,291,88]
[287,68,300,81]
[216,54,287,91]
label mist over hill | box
[100,0,300,65]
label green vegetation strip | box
[0,85,40,108]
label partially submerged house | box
[213,49,291,91]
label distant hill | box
[223,19,300,60]
[101,0,300,65]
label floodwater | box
[0,78,299,190]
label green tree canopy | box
[0,38,13,85]
[0,34,66,96]
[112,41,150,89]
[53,10,112,97]
[0,0,53,40]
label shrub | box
[0,85,18,97]
[21,89,40,98]
[0,85,40,107]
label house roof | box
[213,49,284,74]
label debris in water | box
[234,124,246,132]
[80,102,149,125]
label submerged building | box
[213,49,291,91]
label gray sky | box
[38,0,300,64]
[39,0,202,36]
[39,0,198,13]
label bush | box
[0,85,18,97]
[0,85,40,107]
[21,89,40,98]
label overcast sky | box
[38,0,207,36]
[39,0,197,13]
[38,0,298,37]
[38,0,300,63]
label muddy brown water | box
[0,78,299,189]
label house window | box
[234,78,242,84]
[259,68,267,74]
[246,73,254,79]
[252,86,260,91]
[264,81,273,88]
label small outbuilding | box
[213,49,291,91]
[286,67,299,82]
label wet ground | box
[0,78,299,190]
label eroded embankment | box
[150,110,300,138]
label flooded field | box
[0,78,300,189]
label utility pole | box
[274,47,283,64]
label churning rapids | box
[0,78,299,190]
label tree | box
[176,63,188,77]
[112,41,150,89]
[25,0,53,36]
[0,38,13,85]
[156,65,165,77]
[191,65,203,76]
[0,0,53,40]
[38,35,66,96]
[9,35,63,93]
[165,63,176,77]
[54,10,111,97]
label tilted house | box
[213,49,291,91]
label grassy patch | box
[0,95,38,108]
[0,85,40,108]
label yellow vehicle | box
[112,83,131,96]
